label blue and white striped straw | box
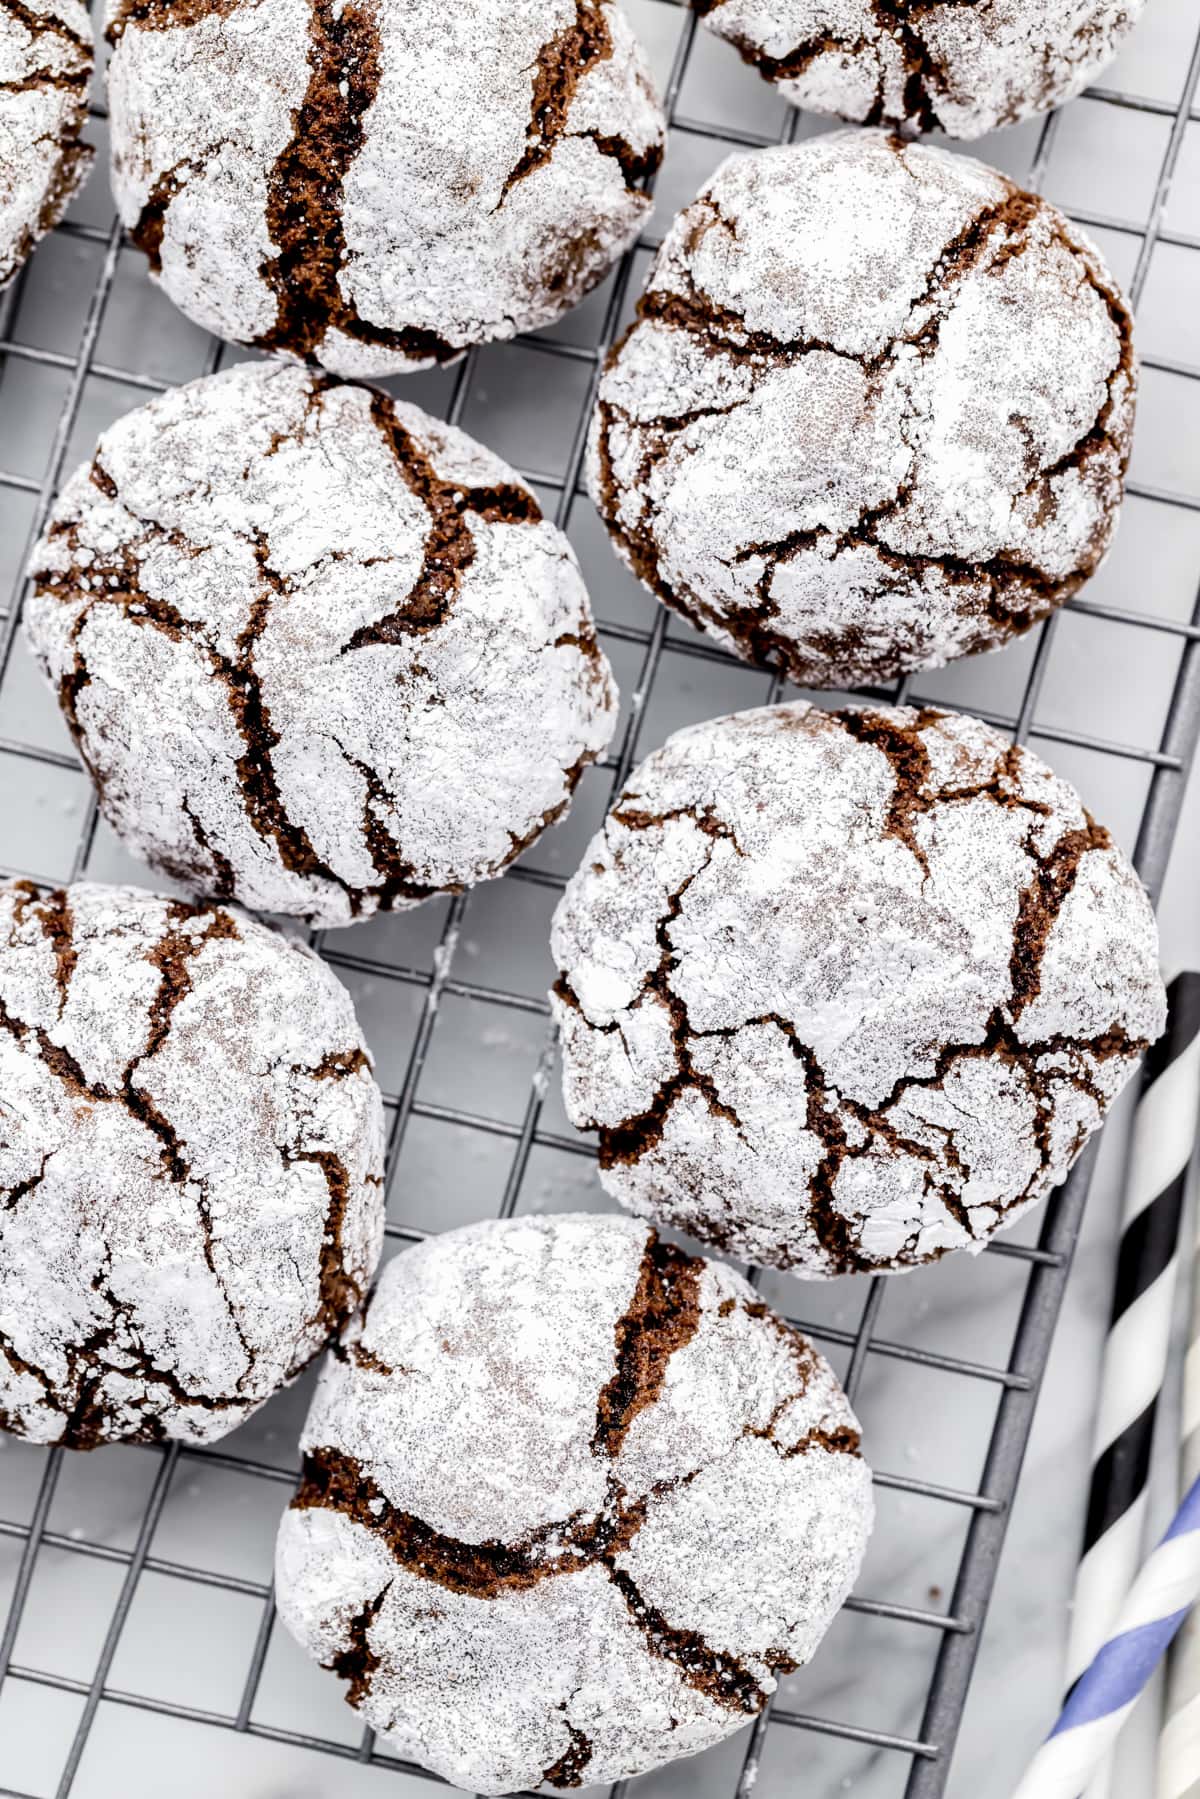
[1015,1474,1200,1798]
[1067,971,1200,1799]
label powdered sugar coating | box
[588,131,1134,689]
[550,703,1165,1276]
[275,1213,872,1792]
[25,360,617,928]
[697,0,1146,140]
[0,0,93,288]
[105,0,664,377]
[0,880,385,1448]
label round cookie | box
[550,703,1165,1276]
[0,0,93,289]
[0,880,385,1448]
[275,1213,872,1792]
[105,0,665,377]
[25,360,617,928]
[589,131,1134,689]
[696,0,1145,140]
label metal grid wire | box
[0,1,1199,1794]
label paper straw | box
[1159,980,1200,1799]
[1065,972,1200,1799]
[1015,1473,1200,1799]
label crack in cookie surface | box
[696,0,1146,140]
[293,1444,651,1600]
[590,824,750,1169]
[255,0,455,366]
[342,392,543,652]
[542,1719,594,1788]
[43,517,366,912]
[498,0,662,204]
[500,0,612,199]
[592,1235,703,1456]
[106,0,245,38]
[0,0,94,288]
[3,899,244,1431]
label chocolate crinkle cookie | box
[275,1213,872,1792]
[589,131,1134,689]
[25,360,617,928]
[104,0,665,376]
[550,704,1166,1277]
[696,0,1145,140]
[0,880,385,1448]
[0,0,93,288]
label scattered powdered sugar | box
[25,359,617,927]
[275,1213,872,1792]
[550,703,1166,1276]
[105,0,665,376]
[588,130,1135,689]
[0,880,386,1447]
[696,0,1145,139]
[0,0,93,288]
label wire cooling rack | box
[1,2,1199,1795]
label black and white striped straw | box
[1065,971,1200,1798]
[1160,969,1200,1796]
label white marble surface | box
[0,1,1198,1795]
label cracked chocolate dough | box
[696,0,1146,140]
[275,1213,872,1792]
[550,702,1166,1276]
[104,0,665,376]
[24,359,617,927]
[588,129,1135,690]
[0,0,93,288]
[0,879,386,1448]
